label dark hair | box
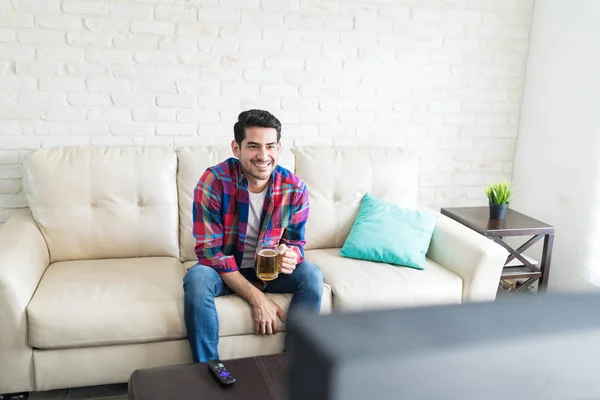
[234,109,281,145]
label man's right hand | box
[219,271,286,335]
[251,292,286,335]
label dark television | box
[288,293,600,400]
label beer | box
[256,248,280,281]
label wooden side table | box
[441,207,555,294]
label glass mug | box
[255,241,282,281]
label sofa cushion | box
[177,146,295,262]
[182,261,332,336]
[27,258,332,350]
[305,249,463,312]
[28,257,187,350]
[293,147,419,250]
[23,146,179,262]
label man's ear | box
[231,140,240,158]
[277,141,282,151]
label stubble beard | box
[241,158,275,182]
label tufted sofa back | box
[23,145,418,262]
[23,146,179,262]
[293,147,418,250]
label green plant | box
[485,179,513,204]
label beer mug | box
[255,241,281,281]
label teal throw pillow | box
[340,193,438,270]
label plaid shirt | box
[193,158,309,274]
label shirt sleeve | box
[193,169,238,274]
[280,183,309,264]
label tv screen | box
[288,293,600,400]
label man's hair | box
[234,109,282,145]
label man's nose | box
[259,147,268,159]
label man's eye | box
[268,146,275,149]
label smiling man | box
[183,109,324,363]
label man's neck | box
[248,180,269,194]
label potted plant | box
[485,179,513,220]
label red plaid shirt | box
[193,158,309,274]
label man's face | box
[232,126,280,182]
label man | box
[184,109,324,363]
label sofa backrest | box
[23,146,179,262]
[21,145,417,262]
[294,147,418,250]
[177,146,295,262]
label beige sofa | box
[0,145,508,394]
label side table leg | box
[539,234,555,292]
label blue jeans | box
[183,261,324,363]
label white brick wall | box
[0,0,533,223]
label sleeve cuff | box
[214,255,239,274]
[290,245,305,264]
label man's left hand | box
[277,244,298,275]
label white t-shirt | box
[240,187,268,269]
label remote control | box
[207,359,236,385]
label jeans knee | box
[297,262,324,293]
[184,264,221,301]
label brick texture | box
[0,0,534,222]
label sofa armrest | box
[427,213,508,303]
[0,209,50,394]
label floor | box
[27,383,127,400]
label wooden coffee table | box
[128,354,287,400]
